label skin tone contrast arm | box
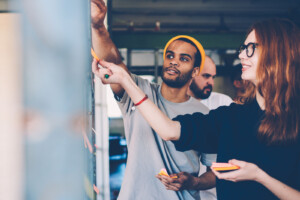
[92,59,181,141]
[212,159,300,200]
[93,59,216,191]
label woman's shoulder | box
[227,100,258,111]
[207,101,255,121]
[212,101,244,113]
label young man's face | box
[162,40,199,88]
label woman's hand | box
[92,59,129,86]
[212,159,300,199]
[211,159,263,182]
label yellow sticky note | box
[91,48,100,62]
[93,184,100,194]
[158,168,169,176]
[211,162,240,171]
[158,168,178,179]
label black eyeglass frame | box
[239,42,259,58]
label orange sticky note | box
[158,168,169,176]
[211,162,240,171]
[93,184,99,194]
[91,48,100,62]
[82,127,93,153]
[158,168,178,179]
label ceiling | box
[1,0,299,34]
[1,0,299,36]
[109,0,300,33]
[1,0,299,51]
[108,0,300,70]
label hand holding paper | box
[91,48,109,79]
[158,168,178,179]
[211,162,240,171]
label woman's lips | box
[241,63,251,71]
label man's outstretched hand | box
[91,0,107,29]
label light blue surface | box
[21,0,94,199]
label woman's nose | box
[239,49,247,60]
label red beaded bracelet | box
[134,95,148,106]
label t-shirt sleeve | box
[221,95,233,106]
[172,105,231,153]
[201,153,217,166]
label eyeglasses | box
[239,42,259,58]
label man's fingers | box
[160,175,177,183]
[91,0,102,8]
[156,175,172,185]
[160,178,172,185]
[155,175,162,181]
[159,178,182,189]
[92,0,105,7]
[99,0,105,6]
[156,174,184,191]
[99,0,106,8]
[169,183,183,189]
[166,186,179,191]
[165,184,180,191]
[91,0,106,12]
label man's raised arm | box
[91,0,129,96]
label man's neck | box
[160,83,190,103]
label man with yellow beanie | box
[91,1,216,199]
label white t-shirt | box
[199,92,233,200]
[201,92,233,110]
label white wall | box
[0,13,23,200]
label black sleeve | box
[172,105,232,153]
[296,155,300,190]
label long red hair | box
[241,19,300,145]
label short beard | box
[161,68,193,88]
[189,80,212,99]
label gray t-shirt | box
[116,74,211,200]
